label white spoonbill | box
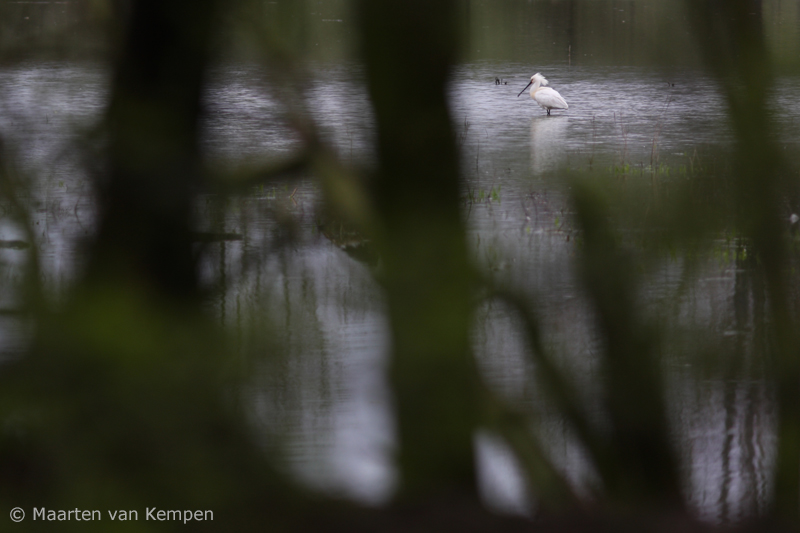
[517,73,568,115]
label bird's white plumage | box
[519,73,568,115]
[532,86,568,111]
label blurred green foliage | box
[0,0,797,531]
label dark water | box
[2,0,800,523]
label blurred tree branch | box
[685,0,799,520]
[0,0,311,527]
[357,0,480,503]
[571,183,683,510]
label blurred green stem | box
[357,0,479,501]
[87,0,220,302]
[572,184,683,509]
[685,0,799,519]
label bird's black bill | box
[517,81,532,97]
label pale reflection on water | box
[529,116,569,175]
[0,58,798,522]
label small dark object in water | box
[495,77,500,85]
[495,77,508,85]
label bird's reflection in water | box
[529,115,569,176]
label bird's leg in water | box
[547,109,551,115]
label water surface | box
[1,1,800,523]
